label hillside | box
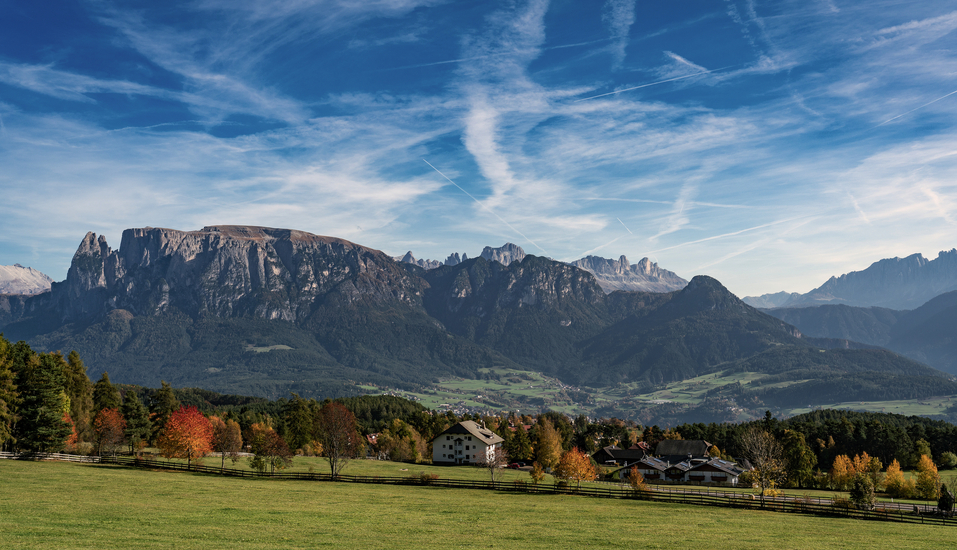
[765,290,957,375]
[2,225,953,407]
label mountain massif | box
[2,225,953,408]
[399,243,688,294]
[744,249,957,310]
[0,264,53,295]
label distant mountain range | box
[0,264,53,295]
[764,290,957,375]
[2,225,950,409]
[743,249,957,310]
[397,243,688,294]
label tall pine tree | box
[12,345,71,452]
[0,336,20,449]
[122,390,151,453]
[92,372,121,414]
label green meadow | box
[2,459,951,549]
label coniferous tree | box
[0,336,19,449]
[149,381,180,444]
[92,372,121,414]
[121,390,151,453]
[13,347,71,453]
[62,351,93,442]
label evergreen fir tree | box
[92,372,122,414]
[13,349,71,452]
[149,381,180,444]
[122,390,151,453]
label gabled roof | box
[433,421,504,445]
[592,445,646,463]
[655,439,711,458]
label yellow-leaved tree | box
[915,455,941,500]
[830,454,855,491]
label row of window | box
[440,444,471,450]
[444,435,473,441]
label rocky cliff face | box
[569,255,687,293]
[744,249,957,310]
[479,243,526,266]
[50,226,424,323]
[0,264,53,295]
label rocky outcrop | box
[569,255,687,293]
[0,264,53,295]
[444,252,467,266]
[49,226,425,323]
[744,249,957,310]
[479,243,526,266]
[396,251,442,270]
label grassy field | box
[2,459,952,549]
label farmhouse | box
[431,421,504,465]
[615,456,747,485]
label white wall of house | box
[433,434,496,464]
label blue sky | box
[2,0,956,297]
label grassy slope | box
[1,460,951,550]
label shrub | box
[417,472,439,485]
[849,474,876,510]
[939,483,955,512]
[831,497,854,512]
[940,452,957,470]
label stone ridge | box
[569,255,687,293]
[52,225,422,323]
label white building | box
[432,421,504,465]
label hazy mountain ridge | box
[399,242,688,294]
[765,290,957,375]
[2,225,951,405]
[0,264,53,295]
[744,249,957,310]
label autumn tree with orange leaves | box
[158,406,213,469]
[93,407,126,457]
[554,447,599,489]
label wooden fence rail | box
[5,452,954,527]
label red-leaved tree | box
[93,408,127,457]
[157,406,213,469]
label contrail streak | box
[876,88,957,127]
[379,38,611,72]
[574,64,739,102]
[422,159,547,254]
[617,217,633,234]
[645,215,810,254]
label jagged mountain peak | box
[569,254,686,294]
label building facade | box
[431,421,504,465]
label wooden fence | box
[5,452,955,526]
